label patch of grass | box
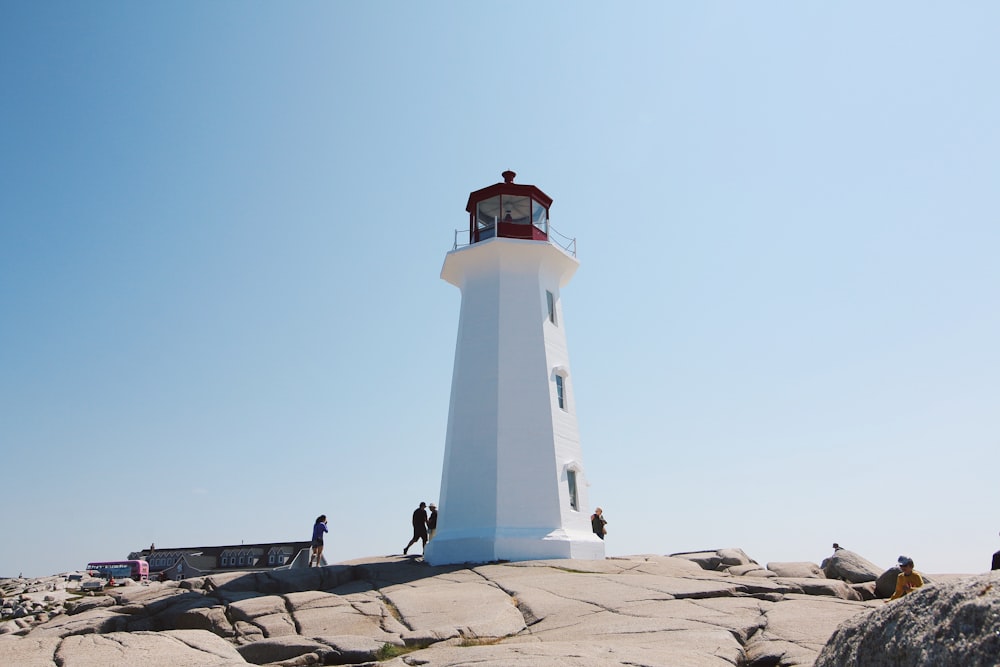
[458,636,503,647]
[375,643,422,660]
[379,595,404,624]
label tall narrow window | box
[567,470,579,510]
[546,290,556,324]
[555,374,566,410]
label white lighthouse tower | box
[424,171,603,566]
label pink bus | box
[86,560,149,583]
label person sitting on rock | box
[887,555,924,601]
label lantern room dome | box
[465,171,552,244]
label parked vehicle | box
[85,560,149,583]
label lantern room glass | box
[476,196,500,240]
[532,199,548,235]
[474,194,549,242]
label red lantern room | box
[465,170,552,244]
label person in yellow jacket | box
[887,555,924,601]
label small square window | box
[567,470,579,511]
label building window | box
[238,556,245,566]
[546,290,556,325]
[555,374,566,410]
[567,470,579,511]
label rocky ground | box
[0,548,991,666]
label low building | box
[127,541,318,580]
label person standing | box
[591,507,607,540]
[992,531,1000,571]
[310,515,328,567]
[887,556,924,601]
[404,502,428,555]
[427,503,439,541]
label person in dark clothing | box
[310,515,328,567]
[993,532,1000,571]
[591,507,607,540]
[427,503,439,541]
[404,502,428,555]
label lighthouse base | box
[423,527,605,566]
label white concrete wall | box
[426,238,604,565]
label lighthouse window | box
[546,291,557,325]
[532,200,548,235]
[567,470,579,511]
[500,195,531,224]
[477,196,501,237]
[555,374,566,410]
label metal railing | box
[452,224,577,257]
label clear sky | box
[2,2,998,578]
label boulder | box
[874,566,901,599]
[717,548,754,567]
[767,561,825,579]
[313,634,388,664]
[0,636,63,664]
[815,572,1000,667]
[671,548,756,572]
[726,564,770,577]
[851,582,877,601]
[774,578,863,601]
[670,550,723,571]
[821,549,882,583]
[66,595,117,616]
[236,635,328,664]
[24,606,130,638]
[174,605,235,636]
[741,569,778,578]
[55,629,247,666]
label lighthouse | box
[424,171,603,566]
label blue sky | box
[2,2,998,578]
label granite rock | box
[820,548,883,584]
[815,571,1000,667]
[768,562,826,579]
[0,552,899,666]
